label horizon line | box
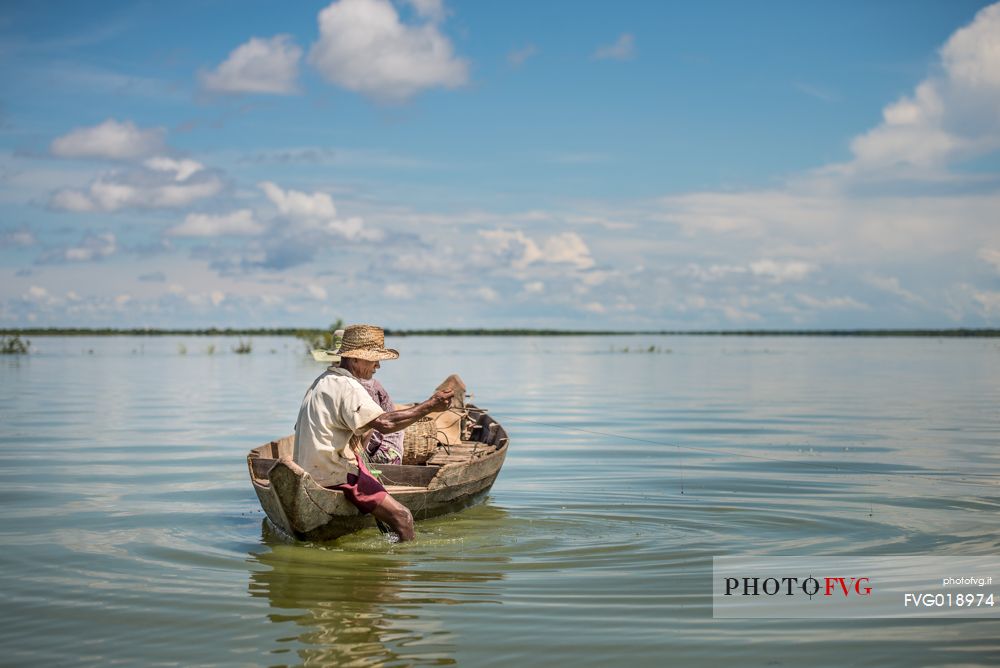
[3,327,1000,338]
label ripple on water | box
[2,336,1000,666]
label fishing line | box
[500,414,1000,487]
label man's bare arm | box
[364,389,454,434]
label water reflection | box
[4,336,1000,666]
[249,510,509,666]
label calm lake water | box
[2,335,999,666]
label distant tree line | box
[1,327,998,337]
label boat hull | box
[247,409,508,542]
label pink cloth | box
[332,454,388,515]
[355,377,404,465]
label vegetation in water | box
[206,344,216,355]
[232,339,252,354]
[1,335,30,354]
[294,318,344,352]
[178,344,187,355]
[610,344,671,354]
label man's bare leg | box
[372,494,414,541]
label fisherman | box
[293,324,453,541]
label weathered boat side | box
[247,408,509,541]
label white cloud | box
[543,232,596,269]
[258,181,381,241]
[308,0,469,102]
[200,35,302,95]
[169,210,264,237]
[522,281,544,294]
[659,190,828,237]
[51,119,166,160]
[679,263,747,282]
[582,301,606,314]
[260,181,337,220]
[508,44,537,67]
[722,305,762,322]
[592,33,635,61]
[795,294,869,310]
[26,286,51,302]
[979,248,1000,273]
[37,232,118,263]
[144,156,204,181]
[0,228,37,247]
[404,0,446,22]
[749,259,815,283]
[579,270,617,286]
[384,283,414,299]
[476,286,499,302]
[306,284,328,300]
[479,229,594,270]
[865,274,925,305]
[51,174,223,212]
[972,290,1000,314]
[941,4,1000,90]
[67,235,117,261]
[846,3,1000,172]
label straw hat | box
[335,324,399,361]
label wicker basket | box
[402,417,438,465]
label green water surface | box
[1,335,999,666]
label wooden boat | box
[247,405,509,541]
[309,349,340,363]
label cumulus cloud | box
[749,259,815,283]
[0,227,37,248]
[979,248,1000,273]
[37,232,117,264]
[51,172,224,212]
[479,229,594,270]
[308,0,469,102]
[637,5,1000,326]
[260,181,337,220]
[144,156,205,181]
[48,120,224,213]
[51,119,166,160]
[592,33,635,61]
[200,35,302,95]
[259,181,380,241]
[168,209,264,237]
[846,3,1000,172]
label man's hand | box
[427,389,454,413]
[367,388,456,434]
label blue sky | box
[1,0,999,329]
